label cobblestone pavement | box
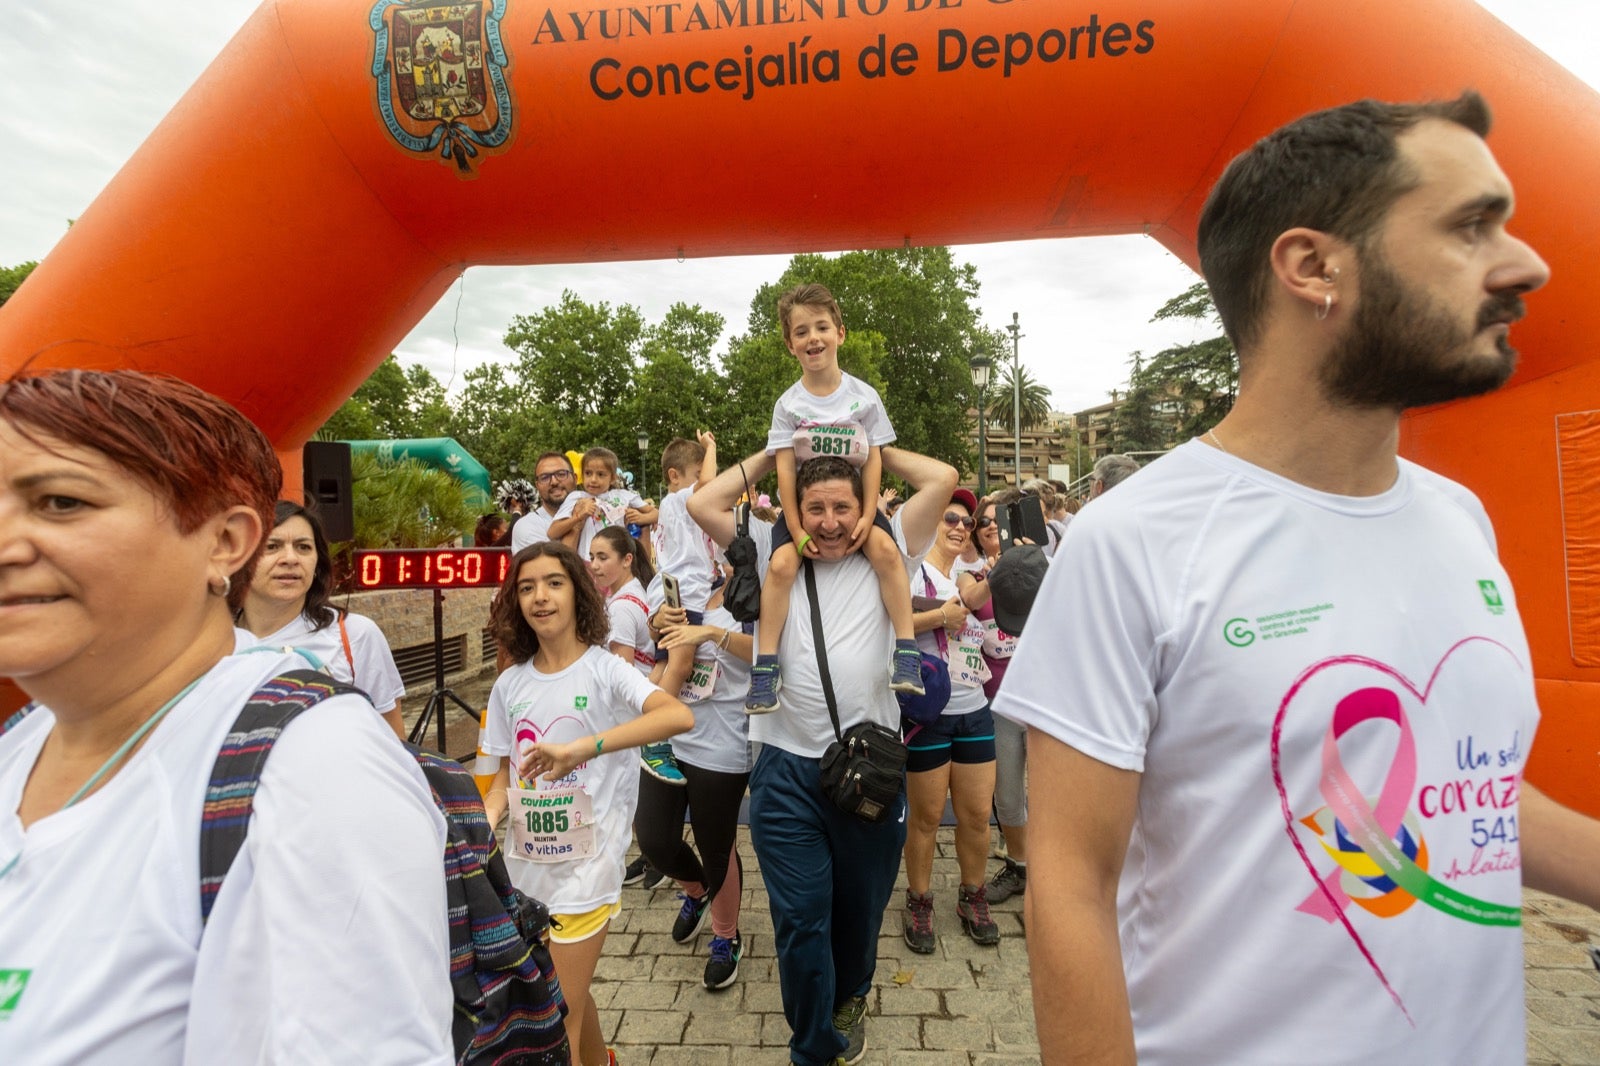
[592,827,1600,1066]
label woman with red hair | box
[0,370,453,1064]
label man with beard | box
[510,451,579,552]
[997,93,1600,1065]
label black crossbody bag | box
[805,559,907,823]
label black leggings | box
[634,760,750,900]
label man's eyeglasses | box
[942,512,975,530]
[535,470,573,484]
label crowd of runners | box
[4,92,1600,1066]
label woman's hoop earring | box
[1316,292,1334,321]
[209,574,232,598]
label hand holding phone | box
[662,572,682,609]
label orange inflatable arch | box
[2,0,1597,813]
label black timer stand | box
[406,587,478,757]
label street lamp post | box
[970,353,992,496]
[1006,312,1023,484]
[636,431,650,499]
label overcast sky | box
[3,2,1596,415]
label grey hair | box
[1092,454,1141,492]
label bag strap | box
[198,669,359,924]
[337,613,356,682]
[736,462,752,539]
[920,563,948,658]
[802,559,844,745]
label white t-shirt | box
[750,513,925,759]
[648,484,717,614]
[244,611,405,713]
[767,372,895,468]
[510,495,578,553]
[482,646,661,912]
[914,561,989,715]
[576,488,649,559]
[0,652,452,1065]
[669,604,753,775]
[994,440,1540,1065]
[606,578,656,675]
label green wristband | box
[794,533,812,557]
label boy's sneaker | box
[986,856,1027,903]
[957,882,1001,945]
[703,931,742,989]
[833,994,868,1065]
[903,889,936,954]
[622,856,648,885]
[640,741,687,785]
[671,891,712,943]
[746,658,782,714]
[639,864,672,890]
[889,640,926,695]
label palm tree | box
[985,362,1054,435]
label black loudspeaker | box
[302,441,354,542]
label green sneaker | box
[639,741,686,785]
[833,993,867,1065]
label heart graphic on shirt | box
[1269,635,1526,1024]
[515,716,586,752]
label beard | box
[1321,251,1526,410]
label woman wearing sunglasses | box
[900,488,1000,953]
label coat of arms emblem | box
[370,0,513,175]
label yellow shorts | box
[549,900,622,944]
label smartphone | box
[734,500,750,533]
[993,504,1018,552]
[1016,495,1049,547]
[661,572,681,609]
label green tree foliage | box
[0,261,38,308]
[1110,353,1170,454]
[348,452,476,549]
[984,359,1054,435]
[1134,282,1238,436]
[319,355,452,441]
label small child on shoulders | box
[567,446,658,562]
[746,282,922,713]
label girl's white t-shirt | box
[576,489,649,559]
[0,651,451,1065]
[668,605,753,775]
[246,611,406,713]
[606,578,656,676]
[482,646,661,912]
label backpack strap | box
[199,669,360,924]
[0,704,38,739]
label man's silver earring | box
[1316,292,1334,321]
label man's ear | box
[1269,228,1349,316]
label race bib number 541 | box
[508,786,596,862]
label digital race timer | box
[352,548,512,590]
